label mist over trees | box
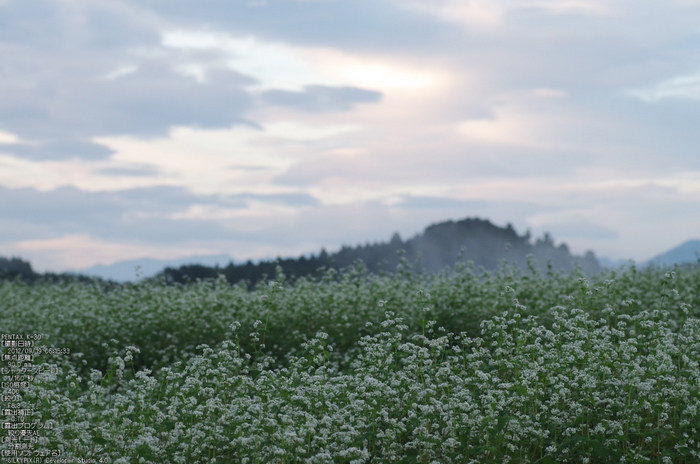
[159,217,601,287]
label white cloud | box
[629,72,700,102]
[159,29,449,95]
[161,31,339,91]
[588,171,700,194]
[90,122,363,195]
[0,155,64,191]
[100,65,139,80]
[311,52,448,93]
[397,0,505,29]
[455,103,569,148]
[263,122,363,141]
[0,131,20,144]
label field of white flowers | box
[2,259,700,463]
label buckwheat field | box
[2,259,700,463]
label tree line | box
[157,217,601,287]
[0,256,119,287]
[0,217,603,288]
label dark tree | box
[0,257,37,282]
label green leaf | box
[496,415,517,432]
[91,436,109,445]
[136,444,153,459]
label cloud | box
[84,122,360,196]
[0,185,209,231]
[0,1,258,160]
[129,0,458,52]
[0,140,115,161]
[0,55,255,151]
[0,0,159,50]
[0,131,19,143]
[396,0,616,32]
[35,61,252,139]
[0,218,57,243]
[0,186,236,247]
[629,72,700,102]
[272,138,592,192]
[97,165,163,177]
[235,192,321,207]
[160,31,330,91]
[0,185,323,245]
[159,29,445,97]
[0,0,447,167]
[260,85,382,112]
[393,195,487,209]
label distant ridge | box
[77,254,233,283]
[646,239,700,267]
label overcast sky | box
[1,0,700,273]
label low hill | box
[158,217,601,286]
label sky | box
[1,0,700,273]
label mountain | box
[159,217,602,286]
[76,254,233,283]
[646,239,700,267]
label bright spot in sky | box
[0,131,20,143]
[161,31,340,91]
[160,29,447,95]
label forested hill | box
[158,217,601,286]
